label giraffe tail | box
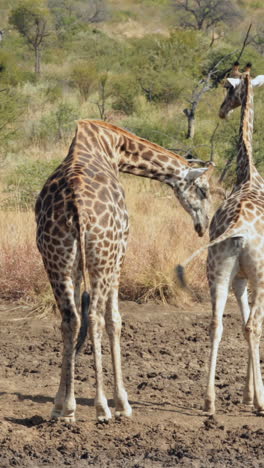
[76,291,90,354]
[176,264,186,288]
[175,227,248,290]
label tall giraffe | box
[177,64,264,414]
[35,120,213,423]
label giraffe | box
[177,64,264,415]
[35,119,213,423]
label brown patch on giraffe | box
[99,212,110,228]
[158,154,169,163]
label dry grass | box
[0,176,212,308]
[121,176,209,303]
[0,211,47,302]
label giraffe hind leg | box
[105,287,132,418]
[232,277,254,407]
[244,296,264,414]
[51,277,81,422]
[204,243,240,414]
[89,288,112,422]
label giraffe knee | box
[244,322,262,342]
[209,319,223,342]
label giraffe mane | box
[78,119,191,167]
[239,74,255,186]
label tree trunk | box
[35,47,41,74]
[183,108,195,139]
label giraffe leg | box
[204,244,240,414]
[105,287,132,418]
[89,291,112,422]
[51,278,81,423]
[244,297,264,414]
[232,277,254,406]
[204,282,229,414]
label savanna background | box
[1,0,264,307]
[1,2,264,467]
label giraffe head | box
[173,164,214,237]
[219,63,264,119]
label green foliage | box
[0,50,36,86]
[138,69,183,103]
[0,89,26,152]
[9,0,53,73]
[48,0,107,34]
[111,74,139,114]
[9,0,52,47]
[70,61,97,101]
[0,0,263,191]
[122,112,182,148]
[44,83,63,103]
[4,159,62,209]
[34,103,79,146]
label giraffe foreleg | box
[232,277,254,406]
[105,287,132,418]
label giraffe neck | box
[76,120,190,188]
[235,75,255,188]
[118,136,189,187]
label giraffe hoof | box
[242,402,254,410]
[58,415,76,423]
[115,404,132,419]
[242,397,254,407]
[203,400,215,415]
[96,406,112,423]
[50,408,62,419]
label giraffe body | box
[205,70,264,414]
[35,120,212,422]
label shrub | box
[70,61,97,101]
[3,159,62,210]
[111,74,140,115]
[36,103,79,146]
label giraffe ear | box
[184,167,208,183]
[227,78,241,88]
[251,75,264,87]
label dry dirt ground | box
[1,299,264,468]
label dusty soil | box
[0,299,264,468]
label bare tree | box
[92,73,111,120]
[173,0,242,31]
[183,24,252,139]
[9,1,52,74]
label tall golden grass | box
[0,176,214,307]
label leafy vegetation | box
[0,0,264,303]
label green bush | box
[111,74,140,114]
[70,61,97,101]
[3,159,62,210]
[0,89,26,151]
[122,114,181,148]
[0,50,36,86]
[35,103,79,146]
